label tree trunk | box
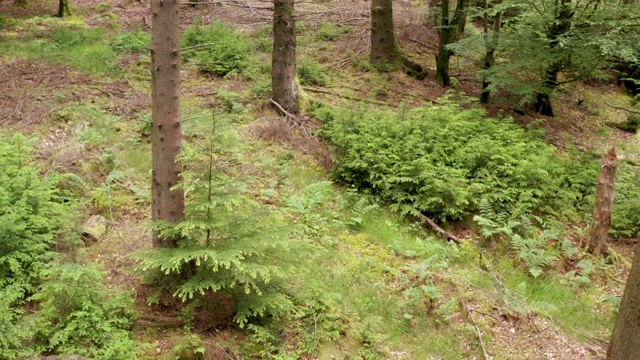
[588,147,617,256]
[607,243,640,359]
[534,0,572,116]
[370,0,397,64]
[480,5,501,104]
[271,0,299,114]
[150,0,184,248]
[57,0,71,17]
[436,0,467,87]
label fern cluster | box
[320,98,598,222]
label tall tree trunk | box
[57,0,70,17]
[480,3,501,104]
[370,0,397,64]
[534,0,572,116]
[588,147,617,256]
[272,0,299,114]
[436,0,467,87]
[150,0,184,248]
[607,243,640,359]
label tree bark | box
[534,0,572,116]
[480,3,501,104]
[607,243,640,359]
[370,0,397,64]
[436,0,467,87]
[151,0,184,248]
[57,0,71,17]
[588,147,617,256]
[272,0,299,114]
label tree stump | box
[588,147,617,256]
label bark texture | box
[480,6,501,103]
[272,0,299,114]
[607,243,640,359]
[588,147,617,256]
[370,0,396,64]
[436,0,467,87]
[57,0,71,17]
[151,0,184,248]
[534,0,572,116]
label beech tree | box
[480,1,502,103]
[451,0,640,115]
[271,0,299,114]
[57,0,71,17]
[435,0,467,87]
[150,0,184,247]
[608,244,640,359]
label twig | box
[269,98,310,136]
[606,102,640,114]
[418,212,461,244]
[179,42,217,52]
[107,186,134,252]
[459,296,491,360]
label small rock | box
[80,215,108,243]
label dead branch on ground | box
[418,213,461,244]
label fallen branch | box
[269,98,310,136]
[606,102,640,114]
[418,213,461,244]
[459,296,491,360]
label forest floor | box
[1,0,639,359]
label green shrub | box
[110,28,150,54]
[29,263,138,359]
[298,59,329,86]
[181,22,250,76]
[0,134,72,293]
[320,99,597,222]
[611,161,640,237]
[314,22,351,42]
[51,27,106,48]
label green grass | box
[0,26,118,75]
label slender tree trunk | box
[480,4,501,104]
[271,0,299,114]
[370,0,397,64]
[588,147,617,256]
[534,67,559,116]
[57,0,71,17]
[436,0,467,87]
[534,0,572,116]
[150,0,184,248]
[607,243,640,359]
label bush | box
[181,22,250,76]
[29,263,138,359]
[298,59,329,86]
[51,27,107,48]
[611,161,640,237]
[110,28,150,54]
[314,22,351,42]
[0,134,72,293]
[320,99,598,222]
